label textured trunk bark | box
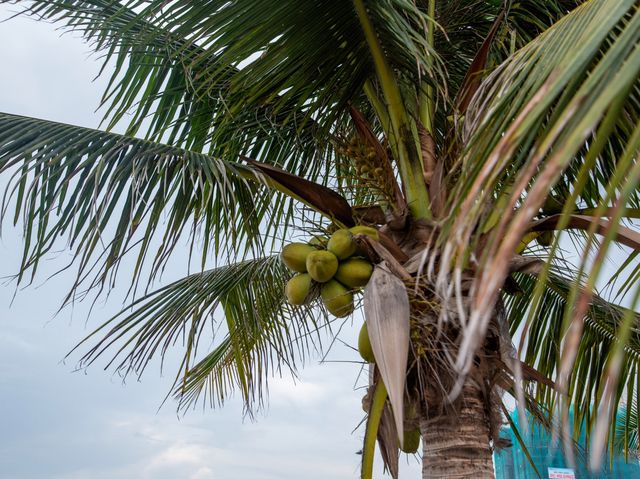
[420,381,494,479]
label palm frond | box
[9,1,595,201]
[6,0,338,187]
[438,1,580,103]
[614,402,639,459]
[456,0,639,228]
[8,0,444,146]
[72,255,325,412]
[505,270,640,459]
[440,0,640,385]
[0,112,281,297]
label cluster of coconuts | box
[283,225,422,454]
[281,226,378,317]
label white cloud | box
[190,467,215,479]
[0,331,37,353]
[143,443,213,472]
[268,375,328,406]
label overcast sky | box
[0,7,422,479]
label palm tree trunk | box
[420,381,494,478]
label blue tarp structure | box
[494,410,640,478]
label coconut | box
[327,229,357,260]
[321,280,354,317]
[281,243,316,272]
[285,273,313,305]
[400,429,420,454]
[308,235,328,248]
[349,225,379,241]
[306,250,339,283]
[357,322,375,363]
[335,258,373,288]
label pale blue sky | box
[0,6,422,479]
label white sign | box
[548,467,575,479]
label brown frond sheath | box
[377,401,400,479]
[455,10,506,114]
[529,214,640,251]
[352,205,387,225]
[349,105,389,170]
[241,157,355,226]
[418,123,437,185]
[359,234,410,272]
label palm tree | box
[1,0,640,477]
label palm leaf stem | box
[418,0,436,134]
[361,379,388,479]
[363,80,390,133]
[352,0,431,220]
[528,215,640,251]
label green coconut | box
[321,280,354,317]
[400,429,421,454]
[308,235,328,248]
[357,322,375,363]
[306,250,339,283]
[327,229,357,260]
[280,243,316,273]
[285,273,313,305]
[335,258,373,288]
[349,225,380,241]
[535,230,554,247]
[541,194,564,215]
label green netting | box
[494,410,640,478]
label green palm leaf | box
[0,112,278,295]
[73,255,325,412]
[505,270,640,458]
[441,0,640,389]
[615,402,639,458]
[13,0,435,136]
[12,0,337,188]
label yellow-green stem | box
[353,0,431,220]
[361,379,388,479]
[419,0,436,133]
[364,80,390,131]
